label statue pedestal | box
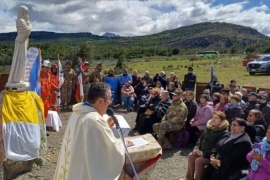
[5,82,30,89]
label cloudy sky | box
[0,0,270,36]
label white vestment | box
[54,103,125,180]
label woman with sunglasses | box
[201,118,252,180]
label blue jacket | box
[119,73,132,87]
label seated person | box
[155,80,164,91]
[182,91,187,103]
[257,94,270,126]
[234,91,246,109]
[188,94,213,145]
[247,109,267,142]
[212,92,221,107]
[184,111,229,180]
[136,80,149,106]
[214,94,229,112]
[121,81,135,112]
[206,75,222,96]
[131,87,161,133]
[228,79,239,95]
[225,95,244,123]
[201,118,252,180]
[244,92,259,119]
[168,82,176,99]
[241,88,249,103]
[220,88,231,97]
[185,91,198,129]
[137,90,171,135]
[153,90,188,150]
[245,125,270,180]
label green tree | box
[230,46,237,54]
[172,48,180,55]
[115,53,125,70]
[77,41,94,61]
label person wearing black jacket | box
[137,91,171,134]
[206,76,222,96]
[183,67,196,91]
[157,71,167,90]
[131,87,161,134]
[247,109,268,142]
[136,80,149,106]
[185,91,198,129]
[201,118,252,180]
[225,95,245,123]
[256,94,270,126]
[244,92,259,119]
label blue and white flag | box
[29,52,41,95]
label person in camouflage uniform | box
[88,63,104,83]
[61,60,76,110]
[153,89,188,149]
[81,61,91,101]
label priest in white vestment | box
[54,82,125,180]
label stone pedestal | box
[5,82,29,90]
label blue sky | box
[212,0,270,8]
[1,0,270,36]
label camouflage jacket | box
[63,68,76,88]
[163,100,188,124]
[89,70,104,83]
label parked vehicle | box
[247,55,270,75]
[242,54,260,67]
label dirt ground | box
[14,109,191,180]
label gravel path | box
[14,109,191,180]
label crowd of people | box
[102,66,270,180]
[45,59,270,180]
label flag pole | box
[57,54,61,113]
[37,48,41,83]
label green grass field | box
[1,55,269,89]
[104,55,270,89]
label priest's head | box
[87,82,112,115]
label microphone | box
[106,107,140,180]
[106,107,120,129]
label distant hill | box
[1,22,270,50]
[102,32,120,37]
[0,31,104,43]
[119,22,270,49]
[1,22,270,65]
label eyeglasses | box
[231,124,240,127]
[102,96,112,101]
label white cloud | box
[0,0,270,36]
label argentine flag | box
[29,54,41,95]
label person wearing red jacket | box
[40,60,52,118]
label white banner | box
[24,47,39,82]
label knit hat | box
[258,94,268,100]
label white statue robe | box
[54,103,125,180]
[8,18,31,83]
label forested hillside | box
[1,22,270,66]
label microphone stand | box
[115,121,140,180]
